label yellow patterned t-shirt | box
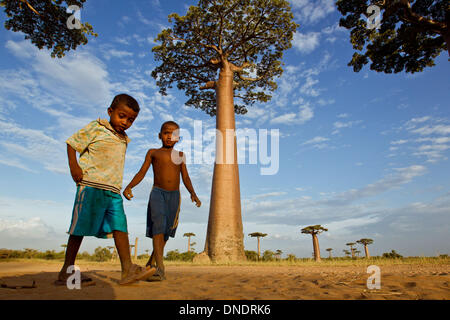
[66,119,130,194]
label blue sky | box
[0,0,449,258]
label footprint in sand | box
[404,282,417,288]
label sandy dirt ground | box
[0,261,449,300]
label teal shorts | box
[68,185,128,239]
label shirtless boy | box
[123,121,201,280]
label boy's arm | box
[180,154,201,207]
[67,144,83,183]
[123,149,153,200]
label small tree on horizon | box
[249,232,267,260]
[301,225,328,262]
[183,232,196,252]
[346,242,356,259]
[326,248,333,259]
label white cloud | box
[4,40,113,110]
[103,49,134,60]
[302,136,329,145]
[411,124,450,136]
[292,32,320,54]
[270,103,313,125]
[290,0,336,24]
[0,217,55,239]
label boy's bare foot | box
[119,264,156,285]
[146,267,166,281]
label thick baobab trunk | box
[364,245,370,259]
[312,233,321,262]
[197,61,246,263]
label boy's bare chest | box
[152,150,180,169]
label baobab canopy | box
[151,0,298,116]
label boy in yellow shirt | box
[56,94,155,286]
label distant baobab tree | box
[326,248,333,259]
[343,249,351,258]
[275,249,283,260]
[301,225,328,262]
[61,244,67,254]
[357,238,374,259]
[248,232,267,260]
[346,242,356,258]
[183,233,196,252]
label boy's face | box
[108,103,138,134]
[159,123,180,148]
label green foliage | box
[336,0,448,74]
[244,250,259,261]
[1,0,97,58]
[357,238,374,246]
[0,248,64,260]
[301,225,328,235]
[152,0,298,116]
[286,254,297,261]
[165,249,197,262]
[262,250,275,261]
[91,246,112,262]
[249,232,267,238]
[382,250,403,259]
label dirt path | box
[0,262,449,300]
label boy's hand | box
[191,193,201,207]
[123,187,134,201]
[70,164,83,183]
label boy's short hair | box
[110,94,140,113]
[160,121,179,132]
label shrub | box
[382,250,403,259]
[245,250,258,261]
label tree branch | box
[19,0,40,15]
[200,81,216,90]
[383,0,447,34]
[168,35,222,55]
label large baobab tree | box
[336,0,449,74]
[248,232,267,260]
[1,0,96,58]
[301,225,328,262]
[357,238,374,258]
[152,0,297,263]
[183,232,196,252]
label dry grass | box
[1,256,448,268]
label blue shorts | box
[68,185,128,239]
[146,187,181,241]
